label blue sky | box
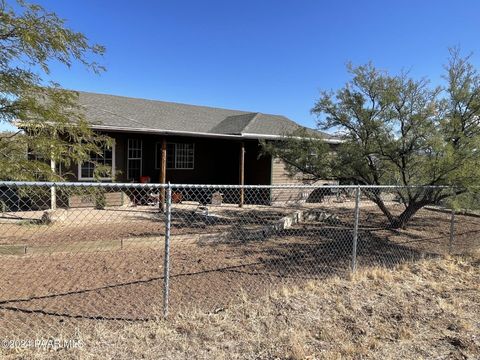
[29,0,480,128]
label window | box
[155,142,194,170]
[172,143,194,169]
[27,150,63,178]
[78,144,115,180]
[127,138,142,181]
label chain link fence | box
[0,182,479,340]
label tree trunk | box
[360,187,447,230]
[373,196,396,225]
[389,200,429,229]
[368,192,430,230]
[364,191,397,225]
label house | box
[62,91,341,205]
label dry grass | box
[2,251,479,360]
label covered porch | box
[111,132,272,205]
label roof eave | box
[240,132,343,144]
[90,125,343,143]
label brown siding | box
[66,133,272,188]
[271,158,309,185]
[270,157,338,203]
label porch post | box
[159,137,167,211]
[239,141,245,207]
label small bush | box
[95,190,107,210]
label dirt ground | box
[0,198,479,340]
[1,252,479,359]
[0,202,299,246]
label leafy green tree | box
[261,127,334,181]
[263,49,480,228]
[0,0,111,181]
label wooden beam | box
[239,141,245,207]
[159,138,167,210]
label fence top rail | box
[169,184,454,190]
[0,181,456,190]
[0,181,168,188]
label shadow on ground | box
[0,213,471,335]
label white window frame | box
[172,143,194,169]
[78,141,116,181]
[127,138,143,181]
[155,142,195,170]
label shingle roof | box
[76,91,338,140]
[209,113,258,134]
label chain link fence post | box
[449,188,456,254]
[351,186,361,273]
[163,182,172,318]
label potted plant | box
[172,191,183,204]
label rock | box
[40,209,67,224]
